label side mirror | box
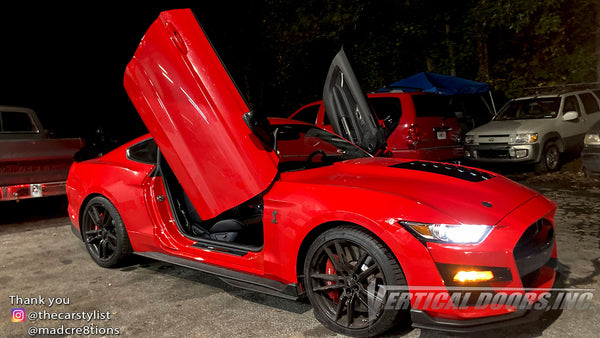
[563,111,579,121]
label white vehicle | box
[464,88,600,172]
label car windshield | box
[494,97,560,120]
[275,124,370,172]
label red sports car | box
[67,9,558,336]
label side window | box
[1,111,35,132]
[291,104,320,124]
[127,138,157,164]
[563,96,581,114]
[369,97,403,121]
[368,97,402,132]
[580,93,600,115]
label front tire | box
[535,141,560,172]
[81,196,132,268]
[303,226,409,337]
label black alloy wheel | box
[81,196,132,268]
[304,226,408,337]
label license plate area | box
[436,131,447,140]
[30,184,43,198]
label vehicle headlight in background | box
[584,133,600,145]
[400,221,493,244]
[464,135,475,144]
[515,133,538,143]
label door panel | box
[322,49,384,154]
[124,9,278,220]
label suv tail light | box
[408,124,420,148]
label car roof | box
[517,88,598,100]
[268,117,314,126]
[0,106,35,113]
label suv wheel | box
[535,142,560,172]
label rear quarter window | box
[127,138,157,164]
[412,95,454,118]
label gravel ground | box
[1,158,599,337]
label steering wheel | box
[305,150,327,167]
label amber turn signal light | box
[453,270,494,283]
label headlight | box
[584,133,600,145]
[515,133,538,144]
[464,135,475,144]
[400,221,493,244]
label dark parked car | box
[582,120,600,176]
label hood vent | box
[390,161,494,182]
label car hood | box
[468,120,547,135]
[123,9,279,220]
[280,158,539,226]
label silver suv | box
[464,88,600,172]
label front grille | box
[513,218,555,287]
[477,149,510,159]
[478,134,510,145]
[480,134,510,138]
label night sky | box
[0,4,268,144]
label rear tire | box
[535,142,560,172]
[303,226,409,337]
[81,196,132,268]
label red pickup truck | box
[290,91,464,161]
[0,106,84,201]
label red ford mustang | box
[67,9,558,336]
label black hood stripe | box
[390,161,494,182]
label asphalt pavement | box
[1,164,599,337]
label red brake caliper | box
[326,258,340,303]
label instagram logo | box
[11,308,25,322]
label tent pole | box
[489,91,497,115]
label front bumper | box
[464,143,540,163]
[410,304,547,333]
[382,194,557,331]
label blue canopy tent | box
[383,72,490,95]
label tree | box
[470,0,597,97]
[256,0,599,114]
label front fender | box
[262,180,456,283]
